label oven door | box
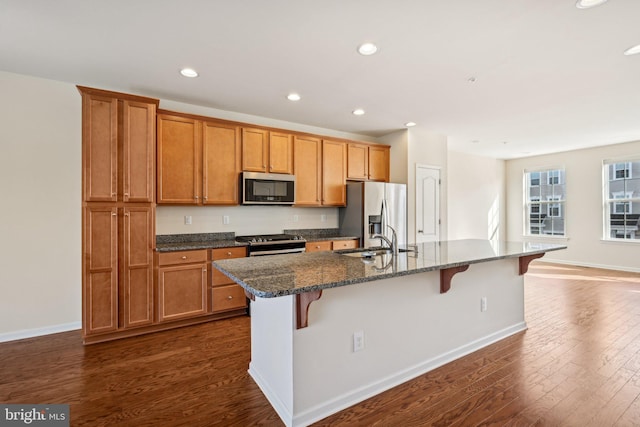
[248,242,306,256]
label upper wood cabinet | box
[368,145,390,182]
[347,143,390,182]
[157,114,201,204]
[242,127,268,172]
[203,121,241,205]
[80,87,156,203]
[157,112,241,205]
[242,128,293,174]
[294,135,322,206]
[268,131,293,174]
[322,140,347,206]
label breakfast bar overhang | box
[214,239,566,427]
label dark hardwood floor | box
[2,262,640,426]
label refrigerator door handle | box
[381,198,388,238]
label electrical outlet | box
[223,215,230,225]
[353,330,365,352]
[321,214,327,222]
[481,297,487,312]
[184,216,192,225]
[293,215,299,222]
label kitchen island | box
[213,239,566,427]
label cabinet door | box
[347,143,369,180]
[82,94,117,202]
[294,135,322,206]
[121,206,154,328]
[83,205,118,335]
[368,146,390,182]
[203,122,240,205]
[157,263,208,322]
[157,114,201,204]
[322,140,347,206]
[242,128,268,172]
[269,131,293,174]
[122,101,155,203]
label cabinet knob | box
[227,251,232,256]
[227,295,233,300]
[112,192,116,197]
[316,245,320,249]
[124,193,129,197]
[195,196,199,200]
[181,256,187,260]
[112,213,116,216]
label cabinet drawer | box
[211,246,247,260]
[332,239,359,250]
[212,284,247,313]
[305,241,332,252]
[157,250,208,266]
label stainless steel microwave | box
[242,172,296,205]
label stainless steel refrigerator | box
[339,181,407,248]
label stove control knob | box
[250,238,257,243]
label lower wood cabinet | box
[156,250,208,322]
[211,247,248,313]
[305,239,359,252]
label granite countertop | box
[213,239,567,298]
[155,232,247,252]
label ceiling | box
[1,0,639,159]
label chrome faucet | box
[371,225,398,255]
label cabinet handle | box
[181,256,187,260]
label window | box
[548,170,561,185]
[547,196,562,217]
[604,160,640,240]
[525,168,565,236]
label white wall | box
[157,205,338,235]
[0,71,82,338]
[506,140,640,272]
[448,151,506,241]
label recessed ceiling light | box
[357,43,378,56]
[575,0,608,9]
[467,77,477,83]
[623,44,640,56]
[471,140,479,144]
[180,68,199,78]
[404,122,417,127]
[352,109,365,116]
[287,93,301,101]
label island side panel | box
[248,295,296,426]
[290,258,526,425]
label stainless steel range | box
[236,233,306,256]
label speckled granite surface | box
[283,228,359,242]
[155,233,247,252]
[213,239,567,298]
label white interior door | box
[416,165,440,243]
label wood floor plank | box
[1,261,640,426]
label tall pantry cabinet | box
[79,86,158,342]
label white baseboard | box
[251,322,526,427]
[248,363,294,427]
[0,322,81,343]
[542,258,640,273]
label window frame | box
[524,167,566,237]
[603,159,640,242]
